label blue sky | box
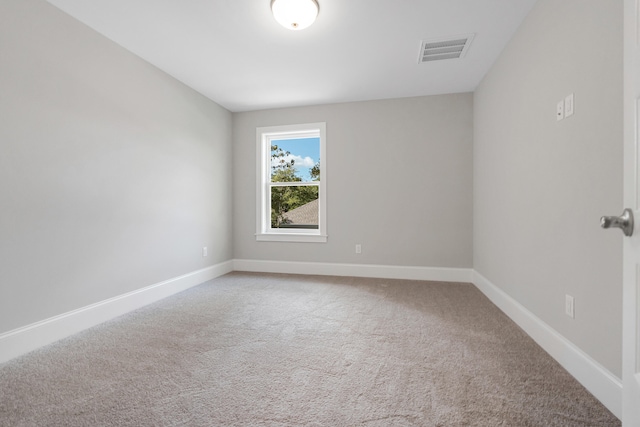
[271,137,320,181]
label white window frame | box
[256,122,327,243]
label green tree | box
[271,144,295,175]
[310,161,320,181]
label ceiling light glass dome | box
[271,0,319,31]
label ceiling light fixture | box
[271,0,319,31]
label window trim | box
[256,122,327,243]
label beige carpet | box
[0,272,620,426]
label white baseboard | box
[0,261,233,365]
[472,271,622,420]
[233,259,473,283]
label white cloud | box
[283,154,316,169]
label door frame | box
[622,0,640,425]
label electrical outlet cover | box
[565,295,575,318]
[564,93,574,117]
[557,100,564,121]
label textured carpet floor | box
[0,272,620,426]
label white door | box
[622,0,640,424]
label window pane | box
[271,137,320,183]
[271,185,319,229]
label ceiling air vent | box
[418,34,475,64]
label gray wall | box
[474,0,623,377]
[233,94,473,268]
[0,0,233,334]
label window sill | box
[256,233,328,243]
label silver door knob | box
[600,208,634,236]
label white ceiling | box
[46,0,538,112]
